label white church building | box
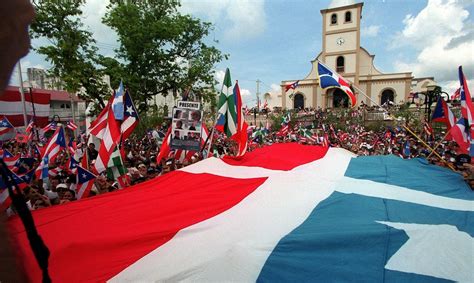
[277,2,435,110]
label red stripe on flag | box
[9,171,266,282]
[222,142,328,170]
[9,144,330,281]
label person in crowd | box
[87,143,99,161]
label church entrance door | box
[332,88,349,108]
[294,93,304,109]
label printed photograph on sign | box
[171,107,203,151]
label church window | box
[331,13,337,25]
[345,11,351,22]
[336,56,345,73]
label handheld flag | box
[2,150,20,170]
[67,120,78,131]
[94,106,121,173]
[112,81,125,121]
[458,66,474,156]
[0,116,14,136]
[216,68,236,137]
[121,90,139,140]
[459,66,473,128]
[35,127,66,178]
[76,166,97,199]
[42,121,57,133]
[68,137,77,155]
[432,96,456,138]
[156,127,172,165]
[231,81,248,157]
[451,118,470,152]
[285,81,299,92]
[89,96,114,138]
[317,61,356,107]
[25,119,34,133]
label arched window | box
[381,89,395,106]
[331,13,337,25]
[336,56,345,73]
[345,11,351,22]
[293,93,304,109]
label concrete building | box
[281,2,435,110]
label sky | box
[11,0,474,107]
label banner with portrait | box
[170,101,203,151]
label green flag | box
[107,146,126,182]
[216,68,237,137]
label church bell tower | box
[320,2,363,86]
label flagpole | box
[204,73,229,158]
[427,128,452,159]
[17,61,28,127]
[350,81,456,170]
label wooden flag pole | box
[427,128,452,159]
[350,84,456,171]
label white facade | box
[281,2,436,110]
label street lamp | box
[424,85,449,122]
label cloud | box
[81,0,120,52]
[214,69,226,86]
[240,88,252,96]
[361,25,380,37]
[180,0,266,41]
[268,83,281,95]
[393,0,474,89]
[328,0,356,9]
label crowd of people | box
[1,105,473,216]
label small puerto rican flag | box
[67,120,78,131]
[76,165,96,200]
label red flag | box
[285,80,299,92]
[89,96,114,138]
[156,127,172,165]
[94,107,121,173]
[230,81,248,158]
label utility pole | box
[70,92,77,137]
[17,60,28,127]
[256,79,261,112]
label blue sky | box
[12,0,474,107]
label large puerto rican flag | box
[9,143,473,282]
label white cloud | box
[180,0,266,41]
[328,0,356,9]
[441,79,474,96]
[268,83,281,95]
[214,69,226,86]
[393,0,474,90]
[82,0,119,52]
[240,88,252,96]
[361,25,380,37]
[396,0,468,48]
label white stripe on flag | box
[109,148,354,282]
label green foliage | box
[102,0,226,113]
[133,111,164,138]
[31,1,110,107]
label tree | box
[31,0,110,108]
[102,0,226,112]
